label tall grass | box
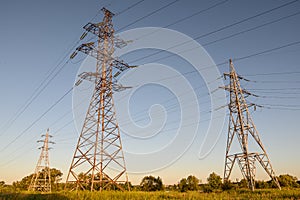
[1,189,300,200]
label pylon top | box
[101,7,115,16]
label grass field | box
[1,189,300,200]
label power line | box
[128,0,300,64]
[252,91,300,94]
[243,71,300,76]
[121,114,229,143]
[263,106,300,111]
[122,39,300,92]
[115,88,225,127]
[166,0,230,28]
[131,10,300,67]
[0,99,83,167]
[262,103,300,108]
[0,53,73,137]
[202,10,300,46]
[233,41,300,62]
[251,80,300,83]
[134,0,230,41]
[0,7,108,137]
[0,87,74,152]
[115,0,146,16]
[259,95,299,99]
[116,0,181,32]
[248,87,300,91]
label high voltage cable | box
[112,43,300,125]
[0,87,74,153]
[233,41,300,62]
[243,71,300,76]
[69,40,300,128]
[116,0,181,32]
[253,91,300,94]
[115,0,146,16]
[251,80,300,83]
[263,106,300,111]
[121,114,230,143]
[55,89,214,138]
[0,53,73,137]
[48,97,216,143]
[5,0,299,132]
[202,10,300,46]
[115,94,227,128]
[50,78,223,138]
[150,10,300,62]
[259,95,299,99]
[120,39,300,96]
[165,0,230,28]
[1,113,228,168]
[128,0,299,64]
[2,0,300,166]
[120,108,217,140]
[165,40,299,72]
[115,77,222,122]
[2,97,227,166]
[16,97,85,154]
[0,7,108,137]
[262,103,300,108]
[134,0,230,40]
[81,1,300,85]
[248,87,300,91]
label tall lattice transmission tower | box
[66,7,135,191]
[28,128,54,192]
[222,59,281,191]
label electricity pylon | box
[65,7,135,191]
[28,128,54,192]
[222,59,281,191]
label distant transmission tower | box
[66,7,135,191]
[28,128,54,192]
[222,59,281,191]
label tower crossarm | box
[220,85,257,97]
[71,43,136,73]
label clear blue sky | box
[0,0,300,185]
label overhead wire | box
[116,0,181,32]
[262,106,300,111]
[115,0,146,16]
[133,0,230,41]
[0,87,74,152]
[0,7,107,137]
[149,10,300,64]
[243,71,300,76]
[3,0,300,168]
[0,95,87,167]
[19,38,300,147]
[0,49,74,137]
[0,1,162,163]
[233,41,300,62]
[127,0,300,64]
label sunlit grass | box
[1,189,300,200]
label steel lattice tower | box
[28,129,53,192]
[65,7,135,191]
[223,59,281,191]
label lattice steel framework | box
[223,59,281,191]
[28,129,53,192]
[65,7,134,191]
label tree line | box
[0,169,299,193]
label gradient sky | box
[0,0,300,185]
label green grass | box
[1,189,300,200]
